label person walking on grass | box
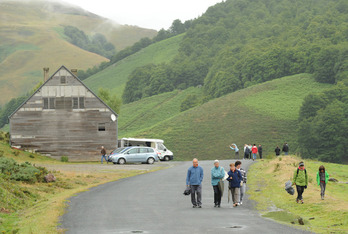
[292,161,308,204]
[101,146,108,164]
[244,144,250,159]
[230,143,239,159]
[282,142,289,155]
[275,146,281,156]
[248,144,252,159]
[317,165,329,200]
[186,158,204,208]
[235,161,247,205]
[258,144,263,159]
[227,163,242,207]
[251,144,258,161]
[211,160,225,208]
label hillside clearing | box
[247,156,348,233]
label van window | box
[157,143,165,151]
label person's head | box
[193,158,198,167]
[245,144,247,147]
[214,160,219,168]
[101,146,104,149]
[319,165,325,172]
[277,145,279,148]
[249,144,251,146]
[235,161,242,169]
[259,144,261,147]
[299,161,305,169]
[230,163,235,171]
[253,144,256,146]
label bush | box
[0,150,4,157]
[13,151,20,156]
[29,154,35,158]
[61,156,69,162]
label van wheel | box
[118,158,126,165]
[164,156,170,161]
[147,157,155,164]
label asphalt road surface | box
[61,160,308,234]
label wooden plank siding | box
[9,66,118,161]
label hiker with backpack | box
[317,165,329,200]
[248,144,252,159]
[227,163,242,207]
[211,160,225,208]
[292,161,308,204]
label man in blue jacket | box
[186,158,204,208]
[227,163,242,207]
[211,160,225,208]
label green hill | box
[119,74,333,160]
[84,34,184,96]
[0,0,156,104]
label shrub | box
[0,150,4,157]
[61,156,69,162]
[13,151,20,156]
[29,154,35,159]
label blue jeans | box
[252,153,257,159]
[285,152,289,155]
[101,154,107,163]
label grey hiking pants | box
[230,187,240,204]
[240,183,246,202]
[191,185,202,206]
[320,182,326,196]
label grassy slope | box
[118,74,332,160]
[0,1,156,104]
[247,156,348,233]
[85,34,184,95]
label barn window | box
[43,98,48,109]
[60,76,66,84]
[98,123,106,131]
[72,98,78,109]
[49,98,55,109]
[79,97,85,108]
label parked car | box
[109,146,160,164]
[119,138,174,161]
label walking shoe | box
[217,205,220,208]
[192,205,197,208]
[240,201,243,205]
[198,205,202,208]
[214,204,217,208]
[301,200,304,204]
[321,196,324,200]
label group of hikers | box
[229,142,290,160]
[186,158,247,208]
[186,159,329,208]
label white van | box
[119,138,174,161]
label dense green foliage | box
[123,0,348,103]
[64,25,115,58]
[98,88,122,114]
[77,19,191,80]
[298,85,348,163]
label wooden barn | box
[9,66,118,161]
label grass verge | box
[247,155,348,233]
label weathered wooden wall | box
[10,67,117,161]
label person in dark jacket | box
[258,144,263,159]
[244,144,250,159]
[275,146,281,156]
[282,142,289,155]
[227,163,242,207]
[235,161,247,205]
[101,146,107,164]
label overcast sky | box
[63,0,223,30]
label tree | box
[98,88,122,114]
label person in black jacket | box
[275,146,281,156]
[258,144,263,159]
[282,142,289,155]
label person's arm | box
[200,167,204,183]
[211,168,219,179]
[325,172,329,184]
[220,167,225,179]
[292,170,297,185]
[316,172,319,185]
[305,171,308,186]
[238,171,242,182]
[226,171,232,181]
[186,169,191,186]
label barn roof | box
[8,65,118,119]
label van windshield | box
[157,143,166,151]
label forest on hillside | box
[123,0,347,103]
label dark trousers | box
[244,153,249,159]
[259,152,262,159]
[235,151,239,159]
[296,185,305,200]
[213,185,221,205]
[320,182,326,196]
[191,185,202,206]
[249,152,252,159]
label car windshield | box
[112,148,127,154]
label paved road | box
[60,160,307,234]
